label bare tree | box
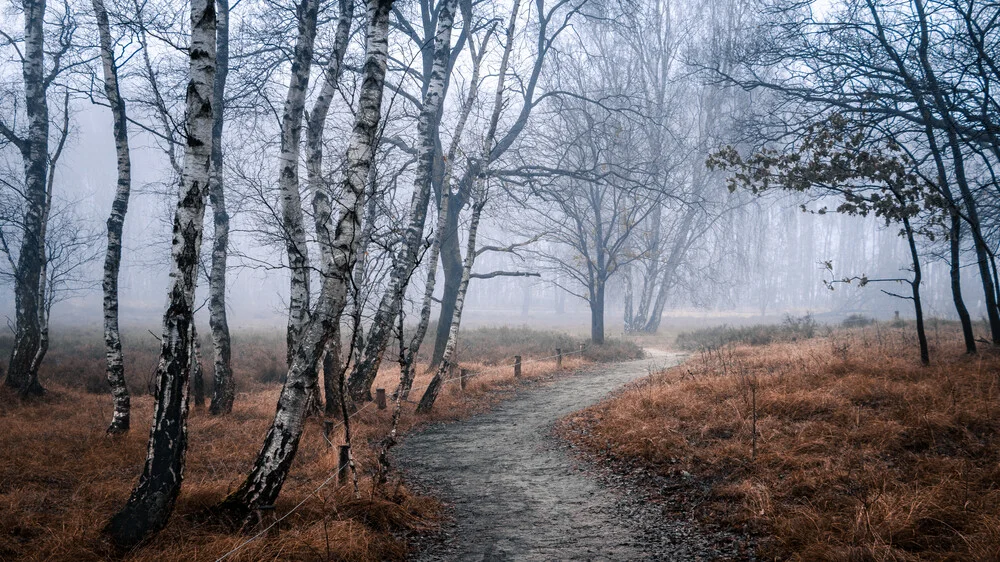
[346,0,459,402]
[215,0,395,522]
[0,0,77,396]
[103,0,215,545]
[91,0,133,432]
[207,0,234,415]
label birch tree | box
[278,0,321,368]
[304,0,354,415]
[346,0,459,402]
[207,0,234,415]
[103,0,215,545]
[216,0,394,521]
[0,0,76,396]
[92,0,133,433]
[418,0,521,412]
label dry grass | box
[561,322,1000,561]
[0,325,630,561]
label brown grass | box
[0,325,633,561]
[560,323,1000,561]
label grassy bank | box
[0,325,641,561]
[560,323,1000,561]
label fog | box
[3,0,998,380]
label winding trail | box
[396,349,731,561]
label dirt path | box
[395,350,742,561]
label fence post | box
[256,504,278,536]
[375,388,387,410]
[323,420,334,447]
[338,445,351,485]
[514,355,522,378]
[460,368,469,390]
[556,348,562,369]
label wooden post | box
[375,388,387,410]
[338,445,350,485]
[460,368,469,390]
[256,504,278,536]
[514,355,522,378]
[556,348,562,369]
[323,420,334,447]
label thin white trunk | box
[398,30,489,399]
[93,0,133,432]
[6,0,49,395]
[208,0,234,415]
[417,0,520,412]
[279,0,321,365]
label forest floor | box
[395,349,753,560]
[0,325,641,561]
[560,322,1000,561]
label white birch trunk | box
[6,0,49,395]
[346,0,459,401]
[208,0,234,415]
[103,0,215,546]
[216,0,394,521]
[93,0,133,432]
[279,0,321,365]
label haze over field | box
[3,0,1000,558]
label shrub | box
[841,313,874,328]
[675,314,819,351]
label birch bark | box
[398,30,488,400]
[6,0,49,396]
[208,0,234,415]
[103,0,215,546]
[304,0,354,414]
[93,0,133,432]
[417,0,520,412]
[346,0,458,401]
[279,0,321,366]
[216,0,393,521]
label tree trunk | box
[346,0,459,402]
[323,322,343,417]
[279,0,322,367]
[416,4,519,412]
[949,210,976,354]
[208,0,234,415]
[903,217,929,366]
[590,281,605,345]
[103,0,215,546]
[93,0,133,432]
[417,200,485,413]
[6,0,49,397]
[191,323,205,407]
[430,203,464,367]
[215,0,392,522]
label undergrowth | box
[562,324,1000,561]
[0,324,602,561]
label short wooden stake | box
[514,355,522,378]
[556,348,562,369]
[323,420,334,447]
[460,368,469,390]
[375,388,387,410]
[256,504,278,536]
[338,445,351,485]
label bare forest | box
[2,0,1000,559]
